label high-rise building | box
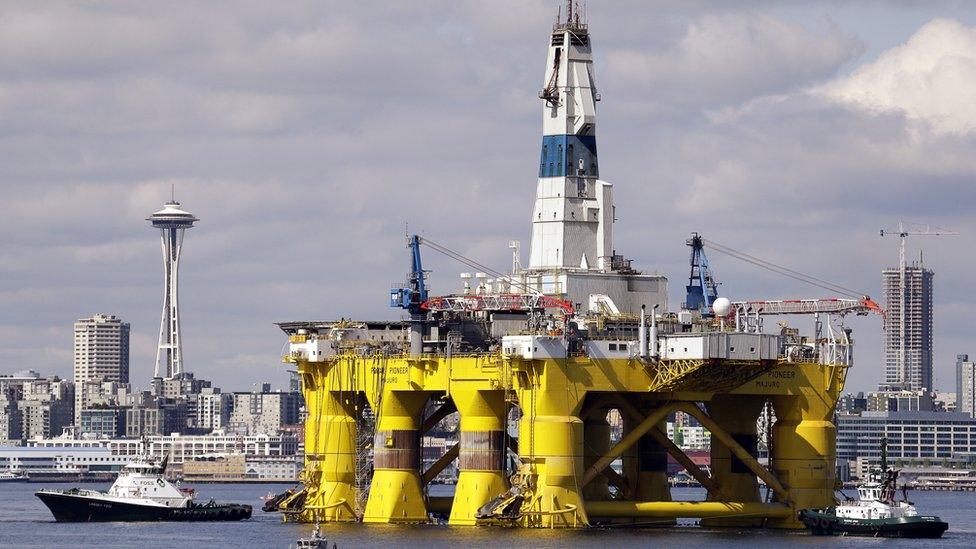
[882,261,934,391]
[228,386,301,436]
[155,371,211,400]
[79,407,128,438]
[196,388,232,431]
[957,354,975,418]
[124,401,188,438]
[0,389,23,443]
[19,388,74,440]
[147,200,198,380]
[1,371,74,441]
[126,407,162,438]
[73,314,130,423]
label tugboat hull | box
[36,491,252,522]
[799,509,948,538]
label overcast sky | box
[1,0,974,394]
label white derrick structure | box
[528,6,612,272]
[147,200,198,379]
[511,3,667,315]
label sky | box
[1,0,975,394]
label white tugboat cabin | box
[834,478,917,520]
[104,460,191,508]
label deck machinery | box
[273,2,850,530]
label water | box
[1,483,973,548]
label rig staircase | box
[354,403,375,519]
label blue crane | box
[390,234,429,356]
[684,232,719,317]
[390,234,428,315]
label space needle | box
[147,199,198,380]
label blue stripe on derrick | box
[539,134,599,178]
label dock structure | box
[271,1,850,529]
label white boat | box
[0,470,28,482]
[799,469,948,537]
[294,522,335,549]
[35,456,252,522]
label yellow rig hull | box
[289,352,845,529]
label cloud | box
[602,17,976,392]
[820,18,976,135]
[0,2,973,395]
[603,13,863,113]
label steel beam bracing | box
[585,501,791,519]
[609,394,718,494]
[422,443,460,485]
[678,402,790,503]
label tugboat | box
[294,522,336,549]
[35,456,252,522]
[799,440,948,538]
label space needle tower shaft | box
[147,200,198,379]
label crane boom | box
[728,296,884,317]
[880,222,959,272]
[685,233,719,317]
[422,294,575,315]
[390,235,429,315]
[396,235,576,316]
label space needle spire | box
[147,199,198,379]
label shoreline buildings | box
[835,241,975,480]
[0,193,305,482]
[3,432,301,482]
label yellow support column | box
[298,361,358,523]
[634,404,673,504]
[702,395,764,527]
[363,390,430,523]
[582,411,611,501]
[768,364,843,528]
[449,386,508,525]
[620,409,639,499]
[516,360,587,527]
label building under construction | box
[882,262,934,391]
[270,2,863,529]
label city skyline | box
[0,2,974,393]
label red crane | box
[727,296,884,318]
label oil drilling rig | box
[271,2,874,529]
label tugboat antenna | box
[880,435,888,472]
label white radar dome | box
[712,297,732,317]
